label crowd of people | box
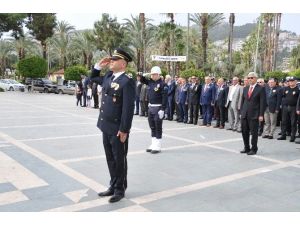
[134,72,300,145]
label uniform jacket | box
[90,68,135,135]
[140,76,167,110]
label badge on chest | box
[111,82,120,91]
[154,83,160,92]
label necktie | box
[111,75,115,81]
[248,86,254,98]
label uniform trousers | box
[148,106,163,139]
[102,132,128,195]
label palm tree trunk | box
[88,53,93,70]
[273,13,281,70]
[42,41,47,59]
[228,13,235,77]
[139,13,145,72]
[201,13,208,67]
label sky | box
[56,13,300,34]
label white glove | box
[158,110,164,119]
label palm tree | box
[10,34,37,60]
[52,20,75,69]
[71,30,96,69]
[0,40,13,76]
[139,13,146,72]
[123,15,155,72]
[228,13,235,77]
[190,13,225,69]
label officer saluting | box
[140,66,167,154]
[90,48,135,203]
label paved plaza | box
[1,91,300,212]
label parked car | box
[56,84,75,95]
[32,78,57,93]
[0,79,25,92]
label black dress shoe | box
[109,194,124,203]
[227,128,233,131]
[268,136,273,139]
[277,136,286,140]
[98,189,114,197]
[290,137,295,142]
[240,149,250,153]
[151,150,161,154]
[247,150,257,155]
[262,135,269,138]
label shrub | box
[64,65,88,81]
[264,71,288,81]
[0,87,4,92]
[289,69,300,78]
[17,56,47,78]
[180,69,206,82]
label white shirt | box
[228,84,238,101]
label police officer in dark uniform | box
[140,66,167,154]
[278,76,299,142]
[90,48,135,203]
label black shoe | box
[262,135,269,138]
[146,148,152,152]
[240,148,250,154]
[237,130,242,133]
[98,189,114,197]
[268,136,273,139]
[151,150,161,154]
[290,137,295,142]
[188,121,193,124]
[177,120,183,123]
[277,136,286,140]
[109,194,124,203]
[258,132,262,136]
[247,150,257,155]
[213,125,220,128]
[227,128,233,131]
[278,132,282,135]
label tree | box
[0,13,27,38]
[190,13,225,69]
[228,13,235,77]
[93,14,129,55]
[64,65,87,81]
[0,40,13,76]
[26,13,57,59]
[17,56,47,78]
[123,15,155,72]
[291,45,300,69]
[71,30,96,70]
[52,20,75,69]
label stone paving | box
[1,91,300,212]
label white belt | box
[148,103,162,107]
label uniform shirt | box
[140,76,167,110]
[283,86,300,106]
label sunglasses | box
[248,77,254,79]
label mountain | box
[190,22,257,41]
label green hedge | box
[64,65,88,81]
[264,71,288,81]
[17,56,47,78]
[0,87,4,92]
[288,69,300,78]
[180,69,206,82]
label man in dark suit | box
[165,75,176,121]
[135,73,142,115]
[200,76,216,127]
[262,78,282,139]
[240,72,266,155]
[178,77,189,123]
[214,78,228,129]
[187,76,201,125]
[90,48,135,203]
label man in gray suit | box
[226,77,243,131]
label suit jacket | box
[187,83,201,105]
[179,83,189,104]
[167,81,176,99]
[200,83,216,105]
[90,68,135,135]
[226,84,243,110]
[135,81,142,97]
[216,85,229,107]
[240,84,266,120]
[265,86,282,113]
